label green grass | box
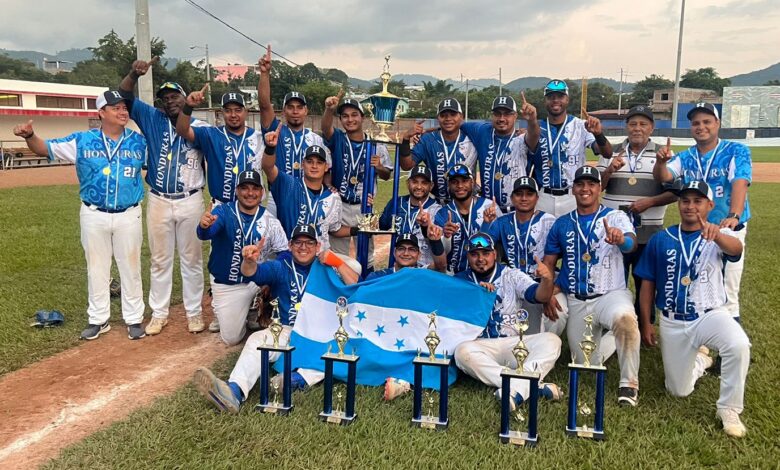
[587,146,780,162]
[37,183,780,468]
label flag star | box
[397,315,409,327]
[374,324,386,336]
[356,310,367,322]
[394,338,405,350]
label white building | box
[722,86,780,128]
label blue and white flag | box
[285,263,496,390]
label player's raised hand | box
[603,217,625,245]
[583,111,603,135]
[698,213,721,241]
[264,125,282,147]
[519,91,537,120]
[416,210,431,228]
[403,120,425,141]
[258,44,272,73]
[427,223,443,241]
[443,211,460,238]
[657,137,673,163]
[483,197,498,224]
[325,88,344,112]
[131,56,159,77]
[199,205,217,229]
[186,84,210,107]
[13,119,34,138]
[608,150,626,173]
[534,256,553,281]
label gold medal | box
[681,276,691,286]
[293,161,301,170]
[495,172,503,180]
[295,302,302,312]
[350,176,358,185]
[628,176,637,185]
[232,166,239,174]
[167,152,172,161]
[102,167,110,176]
[582,253,592,263]
[519,259,527,266]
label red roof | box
[214,65,252,83]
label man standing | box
[195,170,288,345]
[543,166,641,406]
[119,58,208,335]
[653,103,751,320]
[635,181,750,437]
[398,98,478,203]
[13,91,147,340]
[529,79,613,217]
[461,94,540,211]
[454,233,562,410]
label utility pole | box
[499,67,502,95]
[671,0,686,129]
[617,67,624,117]
[465,79,470,121]
[134,0,153,104]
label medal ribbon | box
[677,226,704,280]
[345,134,365,186]
[304,185,325,222]
[234,201,261,245]
[512,211,540,268]
[285,260,310,301]
[438,130,461,169]
[627,141,651,175]
[692,139,721,181]
[572,205,605,255]
[222,126,248,177]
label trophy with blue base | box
[566,314,607,440]
[412,311,451,430]
[255,299,295,415]
[499,310,540,446]
[320,296,359,425]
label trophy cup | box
[255,299,295,415]
[364,55,403,144]
[499,310,540,446]
[356,211,395,234]
[320,296,360,425]
[566,314,607,440]
[412,311,451,430]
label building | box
[650,87,720,120]
[721,86,780,128]
[213,65,257,83]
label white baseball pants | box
[329,202,374,267]
[724,225,747,319]
[210,281,260,345]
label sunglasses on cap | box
[446,165,471,179]
[544,80,568,96]
[467,234,494,252]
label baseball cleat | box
[193,367,240,414]
[208,318,220,333]
[617,387,639,407]
[127,323,146,340]
[717,408,746,438]
[540,383,564,401]
[80,322,111,340]
[383,377,412,401]
[145,317,168,336]
[188,315,206,333]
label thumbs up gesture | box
[13,119,34,139]
[603,217,625,245]
[534,256,552,281]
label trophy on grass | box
[566,314,607,440]
[499,310,540,446]
[412,311,451,430]
[255,299,295,415]
[320,296,360,425]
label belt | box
[734,223,746,232]
[662,308,713,322]
[340,196,361,205]
[573,293,604,301]
[83,202,138,214]
[150,188,200,200]
[542,187,570,196]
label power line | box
[183,0,300,66]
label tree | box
[85,30,167,89]
[369,79,406,96]
[323,68,349,85]
[298,62,322,83]
[0,54,55,82]
[422,80,454,99]
[67,60,123,87]
[627,74,674,106]
[680,67,730,95]
[298,81,340,114]
[764,79,780,86]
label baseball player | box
[192,223,359,413]
[378,164,442,266]
[528,79,613,217]
[195,170,288,345]
[321,94,393,268]
[13,91,147,340]
[454,233,562,410]
[367,229,447,281]
[398,98,478,203]
[542,166,641,406]
[635,181,750,437]
[434,164,502,274]
[653,103,751,321]
[118,59,208,335]
[459,94,540,211]
[483,176,556,334]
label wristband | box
[594,133,608,146]
[619,236,635,253]
[323,250,345,268]
[429,238,444,256]
[399,139,411,157]
[23,131,35,139]
[182,104,193,116]
[264,145,276,156]
[349,226,359,237]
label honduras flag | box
[285,263,496,390]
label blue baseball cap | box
[156,82,186,98]
[544,79,569,96]
[446,164,473,180]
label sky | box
[2,0,779,83]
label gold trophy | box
[255,298,296,415]
[320,296,360,425]
[334,296,349,356]
[499,310,540,446]
[566,314,607,440]
[578,314,597,367]
[424,311,441,360]
[412,311,451,430]
[269,299,283,348]
[363,55,403,143]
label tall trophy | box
[499,310,540,446]
[255,299,295,415]
[320,296,360,425]
[412,311,451,430]
[364,54,403,144]
[566,314,607,440]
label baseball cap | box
[283,91,307,107]
[687,102,720,120]
[96,90,127,109]
[544,79,569,96]
[446,164,473,180]
[466,232,495,252]
[337,98,364,115]
[395,232,419,250]
[677,180,713,200]
[573,165,602,184]
[221,92,246,107]
[625,105,654,122]
[438,97,463,115]
[304,145,328,161]
[156,82,186,99]
[291,223,317,240]
[492,96,517,113]
[237,170,263,188]
[409,164,433,182]
[512,176,538,194]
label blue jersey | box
[667,139,751,224]
[264,117,329,178]
[486,211,556,275]
[249,258,314,326]
[196,203,269,285]
[635,225,741,315]
[434,197,498,273]
[379,195,441,266]
[411,130,477,201]
[126,97,206,194]
[192,126,261,202]
[545,206,635,296]
[529,116,596,190]
[325,128,391,204]
[365,267,396,281]
[460,121,526,206]
[46,128,146,210]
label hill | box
[729,62,780,86]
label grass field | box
[1,182,774,467]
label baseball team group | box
[13,46,753,438]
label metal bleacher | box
[0,140,72,170]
